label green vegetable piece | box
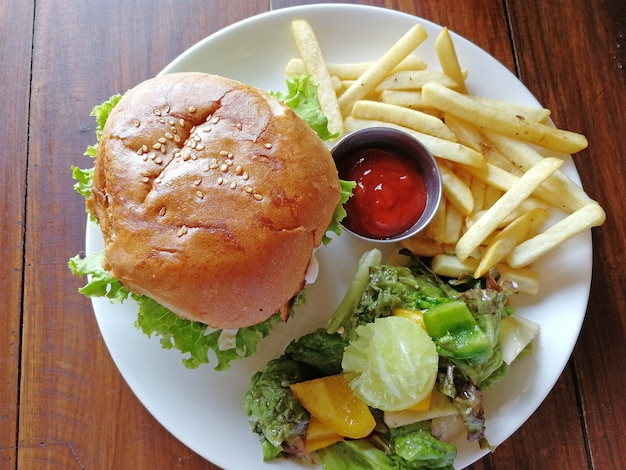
[423,300,476,338]
[424,300,492,359]
[435,327,492,360]
[326,248,382,334]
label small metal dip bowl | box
[332,127,442,243]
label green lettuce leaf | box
[323,179,355,245]
[271,74,338,141]
[318,440,395,469]
[389,422,456,469]
[451,287,511,388]
[283,328,346,377]
[317,423,456,470]
[68,251,129,302]
[134,294,284,370]
[71,166,94,198]
[271,74,354,245]
[337,259,454,341]
[243,357,316,460]
[73,94,122,198]
[69,250,287,370]
[92,94,122,141]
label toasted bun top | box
[87,72,341,328]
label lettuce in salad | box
[69,76,351,370]
[243,249,532,468]
[317,424,456,470]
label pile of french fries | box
[288,19,606,295]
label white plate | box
[88,4,592,469]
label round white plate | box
[88,4,592,469]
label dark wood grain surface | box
[2,1,624,468]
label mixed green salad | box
[243,248,539,469]
[68,75,353,370]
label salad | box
[244,248,539,469]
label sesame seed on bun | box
[87,72,341,328]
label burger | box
[70,72,350,368]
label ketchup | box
[339,148,427,239]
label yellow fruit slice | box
[384,389,458,428]
[290,373,376,439]
[405,389,433,411]
[305,415,344,452]
[392,307,426,329]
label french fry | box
[466,198,549,230]
[331,75,343,93]
[446,115,524,178]
[379,90,426,108]
[463,160,566,210]
[483,185,504,209]
[422,82,589,153]
[507,203,606,268]
[444,114,520,171]
[283,21,605,289]
[444,114,524,175]
[338,24,428,116]
[344,117,486,168]
[434,27,468,93]
[336,82,380,101]
[484,130,595,212]
[442,199,464,245]
[437,160,474,216]
[351,101,457,140]
[424,197,447,244]
[455,157,563,260]
[474,207,549,278]
[291,20,344,136]
[430,254,540,295]
[496,264,540,295]
[284,58,307,77]
[443,113,482,151]
[496,198,549,226]
[462,161,520,192]
[285,55,427,79]
[400,231,449,257]
[375,70,459,91]
[470,177,487,212]
[430,253,477,278]
[471,96,551,123]
[481,139,525,176]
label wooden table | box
[3,1,624,468]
